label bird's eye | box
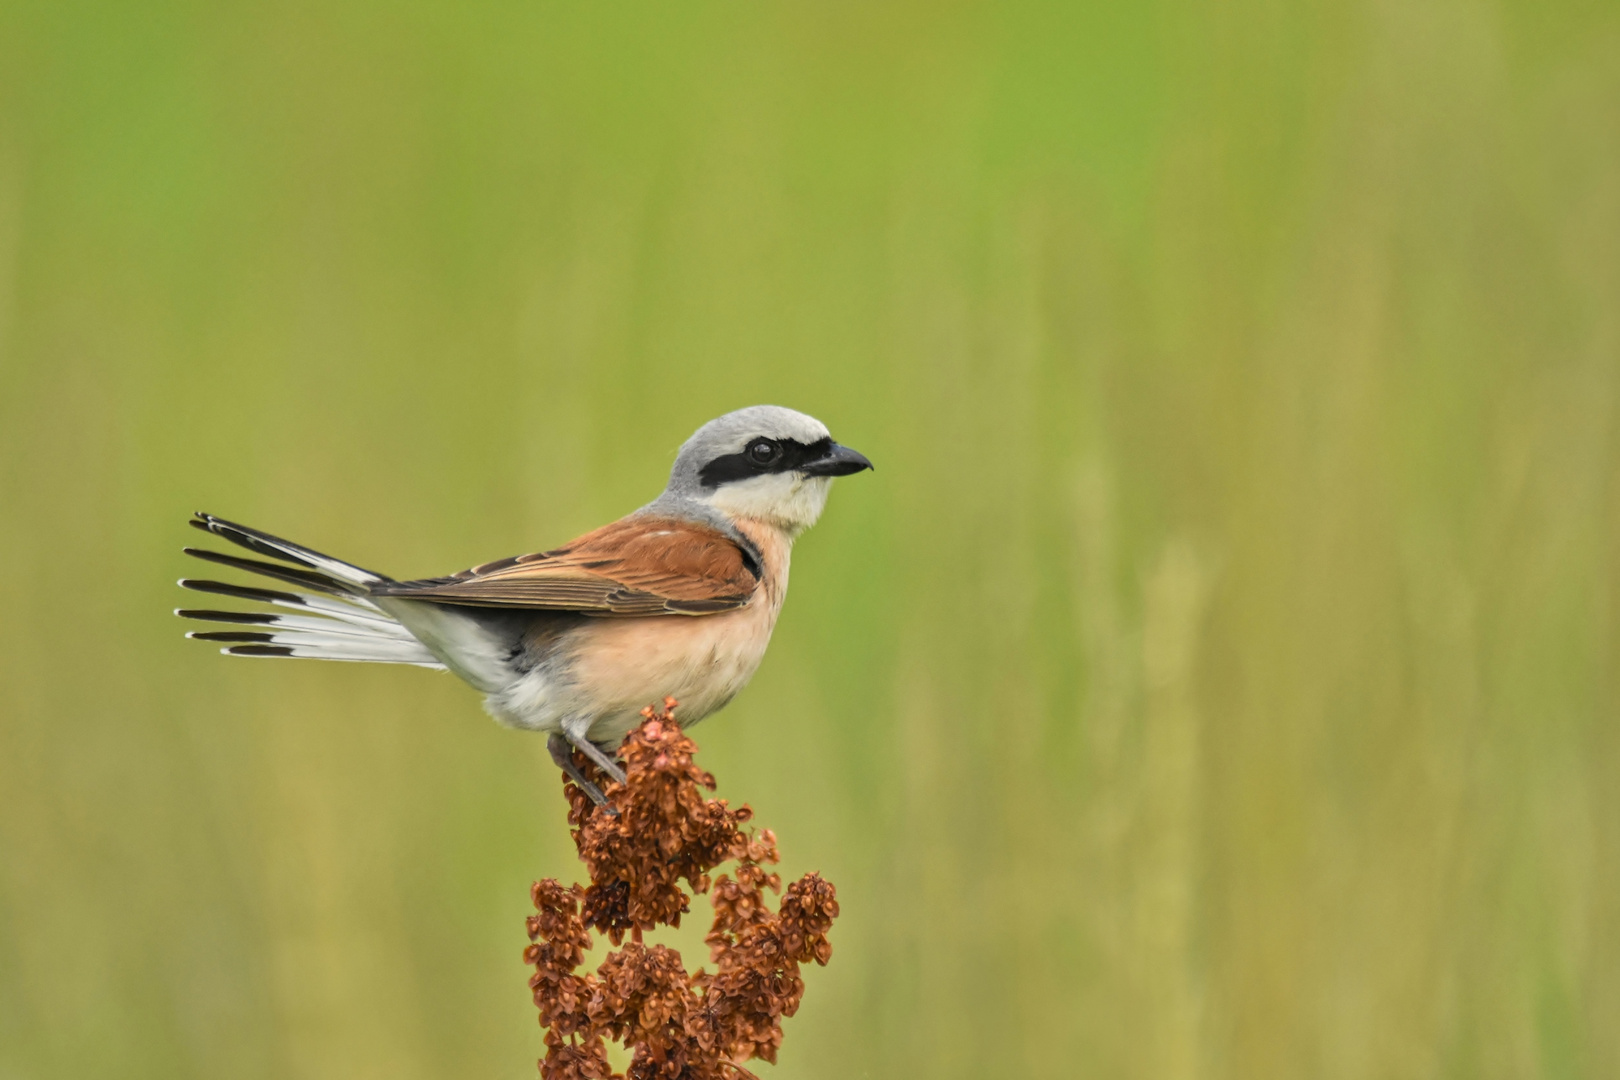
[747,439,781,466]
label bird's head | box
[657,405,873,536]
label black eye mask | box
[699,437,834,488]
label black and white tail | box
[177,512,446,670]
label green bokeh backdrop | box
[2,2,1618,1078]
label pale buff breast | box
[557,518,792,746]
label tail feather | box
[179,578,393,621]
[188,512,387,587]
[177,608,417,641]
[177,513,444,671]
[183,547,351,595]
[187,626,442,666]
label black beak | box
[800,441,874,477]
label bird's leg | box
[548,732,609,806]
[568,730,628,786]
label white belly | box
[483,518,791,747]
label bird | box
[175,405,872,804]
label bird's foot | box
[548,732,617,812]
[568,732,628,786]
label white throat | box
[703,473,832,537]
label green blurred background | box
[1,1,1617,1077]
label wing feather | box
[369,516,758,616]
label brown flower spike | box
[525,699,839,1080]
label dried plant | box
[525,699,839,1080]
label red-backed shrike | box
[178,405,872,802]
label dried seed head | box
[526,701,839,1080]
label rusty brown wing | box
[369,516,759,616]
